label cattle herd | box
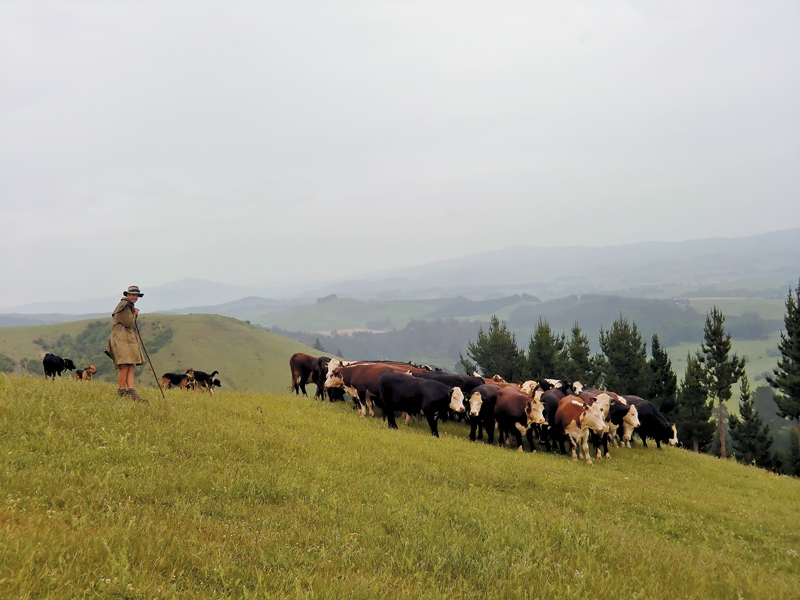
[41,352,222,394]
[290,352,679,465]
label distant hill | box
[0,314,323,394]
[2,228,798,318]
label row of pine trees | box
[459,281,800,477]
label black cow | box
[378,370,465,437]
[311,357,333,400]
[465,384,501,444]
[623,395,679,449]
[412,371,485,422]
[539,388,568,453]
[412,371,485,395]
[42,353,76,379]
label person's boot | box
[125,388,148,403]
[117,388,126,397]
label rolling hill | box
[1,375,798,599]
[0,314,323,394]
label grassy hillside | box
[1,375,798,599]
[0,314,323,394]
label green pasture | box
[1,375,798,599]
[0,314,322,395]
[685,298,787,321]
[668,332,782,394]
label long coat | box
[105,298,144,366]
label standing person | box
[105,285,147,402]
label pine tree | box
[312,337,326,352]
[675,352,715,452]
[598,315,651,395]
[767,280,800,450]
[524,318,566,382]
[698,306,746,459]
[729,374,774,469]
[460,315,524,382]
[649,333,678,419]
[563,323,597,387]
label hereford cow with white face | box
[554,396,607,465]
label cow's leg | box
[424,411,440,437]
[568,435,578,461]
[485,419,494,445]
[525,427,537,453]
[581,431,594,465]
[365,396,375,417]
[358,393,368,417]
[603,433,611,458]
[510,424,525,451]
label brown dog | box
[75,365,97,381]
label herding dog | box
[161,369,195,390]
[192,370,220,394]
[74,365,97,381]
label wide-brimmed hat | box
[123,285,144,297]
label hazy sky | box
[1,1,798,309]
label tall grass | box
[1,374,798,599]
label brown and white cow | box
[289,352,317,396]
[493,386,546,452]
[325,361,428,417]
[554,395,607,465]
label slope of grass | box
[0,315,322,394]
[1,375,798,599]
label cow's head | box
[621,404,640,441]
[326,359,343,376]
[467,390,483,417]
[593,392,612,417]
[449,387,465,413]
[580,403,606,433]
[520,380,539,397]
[491,374,506,383]
[525,398,546,426]
[571,381,584,395]
[64,359,76,371]
[325,368,344,388]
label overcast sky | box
[1,0,798,309]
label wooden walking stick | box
[135,319,166,400]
